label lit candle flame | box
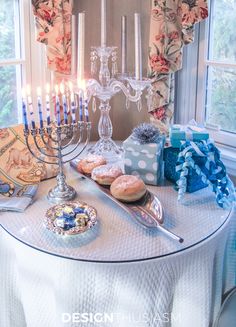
[55,84,59,95]
[60,83,65,94]
[22,88,26,99]
[37,87,42,97]
[26,84,31,96]
[46,83,50,94]
[77,79,86,91]
[69,81,73,93]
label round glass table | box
[0,165,232,263]
[0,165,235,327]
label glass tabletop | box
[0,165,232,263]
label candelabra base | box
[88,138,124,163]
[47,184,77,204]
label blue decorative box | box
[123,135,165,185]
[170,124,209,148]
[164,147,209,193]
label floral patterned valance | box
[31,0,73,74]
[31,0,208,131]
[148,0,208,132]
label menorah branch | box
[24,130,58,165]
[24,120,91,204]
[62,123,91,164]
[33,133,59,159]
[41,131,60,152]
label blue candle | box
[71,93,76,124]
[22,93,28,131]
[28,95,36,130]
[26,85,36,130]
[60,84,68,125]
[37,87,44,129]
[79,92,83,121]
[46,94,51,126]
[56,96,61,126]
[55,85,61,126]
[84,97,89,122]
[45,84,51,126]
[63,95,68,125]
[69,82,76,124]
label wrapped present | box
[170,120,209,148]
[123,123,165,185]
[164,147,208,193]
[164,140,235,209]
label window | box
[196,0,236,148]
[0,0,32,128]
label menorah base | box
[47,184,77,204]
[88,138,124,163]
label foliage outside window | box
[0,0,22,128]
[205,0,236,135]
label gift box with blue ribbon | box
[170,120,209,148]
[164,140,235,209]
[123,124,165,186]
[164,146,209,193]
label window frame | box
[0,0,31,123]
[195,1,236,149]
[0,0,50,127]
[175,1,236,176]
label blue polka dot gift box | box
[123,123,165,186]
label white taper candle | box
[121,15,127,75]
[71,15,77,76]
[101,0,107,47]
[77,12,85,81]
[134,13,142,80]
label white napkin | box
[0,185,38,212]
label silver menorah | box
[23,120,91,204]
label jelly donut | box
[110,175,146,202]
[91,164,123,185]
[77,155,107,175]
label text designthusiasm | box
[62,312,182,324]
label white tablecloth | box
[0,166,235,327]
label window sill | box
[217,144,236,178]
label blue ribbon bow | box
[175,139,235,209]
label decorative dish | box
[71,160,184,243]
[44,201,97,236]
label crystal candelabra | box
[86,47,152,161]
[24,121,91,204]
[73,0,153,162]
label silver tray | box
[44,201,97,236]
[70,160,183,243]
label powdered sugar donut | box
[91,164,123,185]
[110,175,146,202]
[77,155,107,175]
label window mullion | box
[20,0,31,87]
[0,59,25,66]
[205,60,236,69]
[195,21,208,123]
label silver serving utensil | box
[70,161,184,243]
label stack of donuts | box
[77,155,147,202]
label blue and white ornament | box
[176,139,235,209]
